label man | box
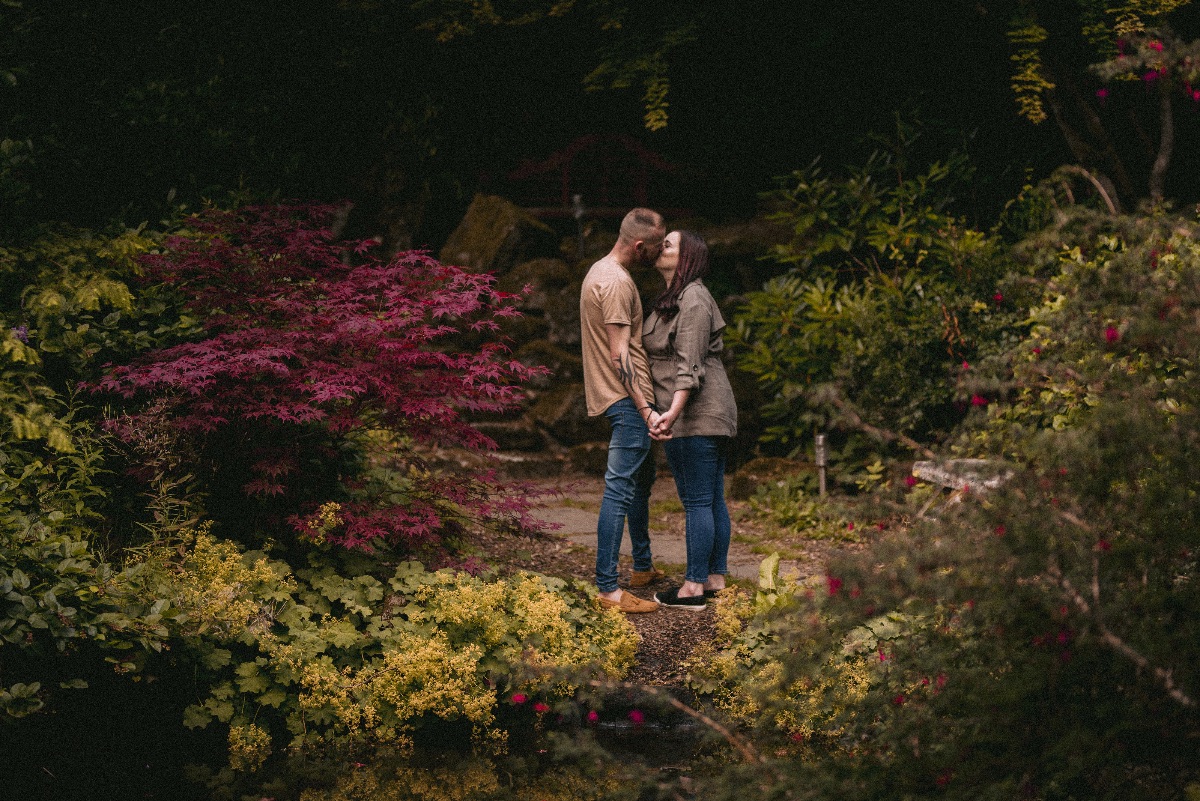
[580,207,668,613]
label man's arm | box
[604,322,664,435]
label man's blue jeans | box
[595,397,655,592]
[664,435,730,584]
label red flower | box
[1031,346,1042,355]
[846,522,855,532]
[827,575,843,596]
[962,360,970,370]
[628,709,645,725]
[586,710,599,723]
[994,525,1006,537]
[1097,539,1112,552]
[534,702,550,713]
[993,292,1004,304]
[878,649,889,662]
[1096,87,1109,100]
[1149,40,1164,51]
[511,693,527,704]
[971,394,988,406]
[1105,325,1120,343]
[905,475,918,487]
[892,694,906,706]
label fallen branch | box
[822,392,937,460]
[1047,556,1194,708]
[586,679,765,764]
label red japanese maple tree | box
[94,204,542,552]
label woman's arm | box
[653,287,712,434]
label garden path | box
[470,462,851,688]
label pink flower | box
[905,475,918,487]
[962,360,970,370]
[587,710,599,723]
[936,673,948,689]
[1096,87,1109,100]
[511,693,527,704]
[993,292,1004,304]
[892,694,906,706]
[1143,70,1159,82]
[1105,326,1120,343]
[878,649,889,662]
[827,575,843,596]
[1097,539,1112,552]
[534,702,550,713]
[971,394,988,406]
[846,522,855,532]
[1149,40,1164,52]
[628,709,645,725]
[994,524,1006,537]
[1031,346,1042,355]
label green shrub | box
[730,147,1032,468]
[124,528,639,767]
[692,207,1200,799]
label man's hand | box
[648,410,673,440]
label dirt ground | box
[467,465,860,688]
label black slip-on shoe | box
[654,586,707,610]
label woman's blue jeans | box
[595,398,655,592]
[664,435,730,584]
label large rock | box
[529,382,610,446]
[515,340,583,391]
[545,280,583,348]
[496,258,575,312]
[439,194,555,275]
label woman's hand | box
[653,408,680,436]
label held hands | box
[648,408,678,440]
[645,409,672,441]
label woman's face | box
[656,231,681,272]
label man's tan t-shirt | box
[580,255,654,416]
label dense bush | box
[90,204,543,554]
[691,206,1200,799]
[729,146,1034,474]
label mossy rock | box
[568,441,610,475]
[728,456,817,501]
[439,194,555,275]
[545,280,583,348]
[515,339,583,391]
[496,258,573,312]
[529,383,609,446]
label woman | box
[643,230,737,609]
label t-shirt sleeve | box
[598,278,634,326]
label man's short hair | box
[619,208,664,244]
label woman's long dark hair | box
[652,230,709,321]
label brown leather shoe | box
[629,568,666,588]
[598,591,659,613]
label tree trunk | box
[1149,85,1174,206]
